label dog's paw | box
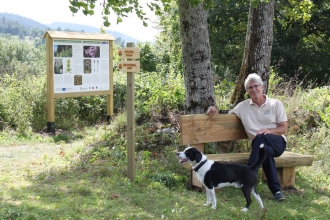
[211,206,217,210]
[203,203,210,207]
[240,208,248,212]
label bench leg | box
[190,170,203,191]
[262,167,296,187]
[191,144,205,153]
[281,167,295,187]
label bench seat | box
[206,151,313,167]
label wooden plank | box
[46,34,55,122]
[118,47,140,59]
[274,152,313,167]
[127,42,136,181]
[43,31,115,41]
[182,152,313,169]
[54,90,111,98]
[108,40,114,116]
[118,61,140,72]
[205,152,313,167]
[180,114,248,145]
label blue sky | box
[1,0,159,42]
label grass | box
[0,79,329,219]
[0,116,329,220]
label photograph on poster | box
[54,59,63,74]
[65,59,72,73]
[74,75,82,85]
[83,46,100,58]
[84,59,92,74]
[54,45,73,57]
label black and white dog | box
[177,144,266,212]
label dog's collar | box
[193,160,207,172]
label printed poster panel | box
[53,39,110,93]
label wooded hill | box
[0,12,139,47]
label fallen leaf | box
[110,194,120,200]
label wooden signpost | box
[118,61,140,72]
[118,47,140,59]
[118,43,140,181]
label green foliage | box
[155,1,183,75]
[70,0,148,27]
[214,77,236,110]
[138,42,157,72]
[297,87,330,127]
[135,71,185,118]
[0,36,46,133]
[208,0,248,81]
[276,0,314,25]
[272,0,330,84]
[207,0,330,85]
[145,171,187,189]
[0,35,45,74]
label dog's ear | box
[193,148,202,163]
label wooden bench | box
[179,113,314,189]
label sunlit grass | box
[0,116,329,219]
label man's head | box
[244,73,263,90]
[244,73,264,98]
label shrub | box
[135,71,185,118]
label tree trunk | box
[230,0,275,106]
[178,0,215,114]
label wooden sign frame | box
[43,31,116,133]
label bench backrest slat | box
[180,114,248,145]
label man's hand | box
[207,106,218,116]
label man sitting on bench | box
[208,73,287,202]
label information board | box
[53,39,110,93]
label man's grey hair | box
[244,73,263,89]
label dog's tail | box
[250,144,267,171]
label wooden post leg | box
[191,144,205,153]
[262,167,296,187]
[282,167,295,187]
[191,169,203,190]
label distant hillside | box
[0,12,49,30]
[47,22,139,44]
[0,13,139,44]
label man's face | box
[246,81,263,99]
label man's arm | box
[257,121,288,136]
